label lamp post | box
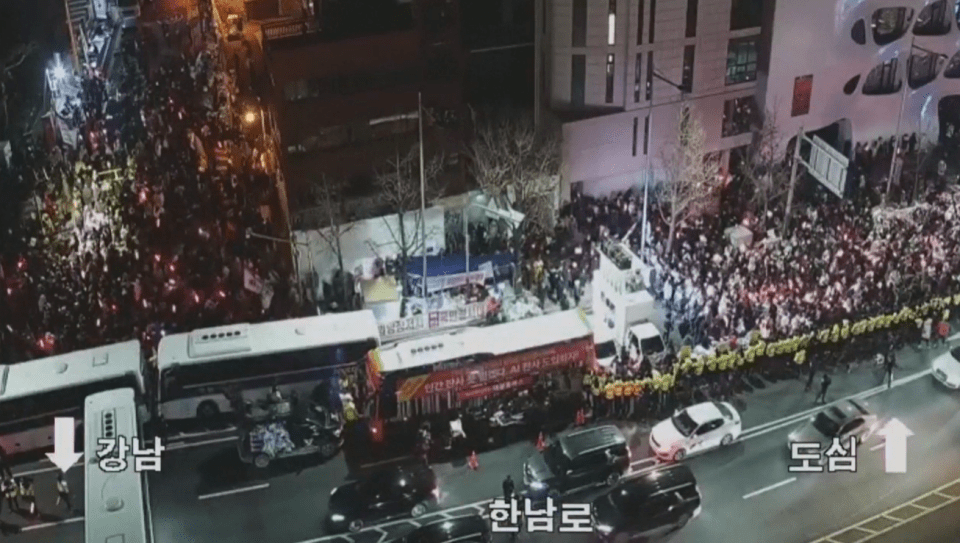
[886,38,947,204]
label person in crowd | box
[815,373,832,405]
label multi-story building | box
[762,0,960,157]
[260,0,465,221]
[538,0,767,195]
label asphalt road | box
[135,342,956,543]
[865,498,960,543]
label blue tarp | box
[404,252,515,278]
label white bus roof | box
[157,310,380,368]
[84,388,148,543]
[0,340,142,401]
[377,310,592,374]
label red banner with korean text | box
[458,376,536,402]
[395,338,595,402]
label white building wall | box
[545,0,763,195]
[763,0,960,153]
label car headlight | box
[529,481,546,490]
[595,524,614,534]
[329,514,345,522]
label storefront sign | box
[396,338,594,402]
[378,301,489,342]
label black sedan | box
[591,465,701,540]
[326,463,439,533]
[389,515,490,543]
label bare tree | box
[465,110,561,256]
[309,175,354,277]
[741,109,790,222]
[657,107,721,257]
[0,42,37,132]
[374,144,445,305]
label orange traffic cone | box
[468,451,479,470]
[536,432,546,452]
[575,409,586,426]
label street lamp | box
[243,104,267,140]
[886,39,948,203]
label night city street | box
[4,0,960,542]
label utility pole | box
[418,92,428,299]
[782,126,803,236]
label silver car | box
[787,399,879,454]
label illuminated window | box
[608,0,616,45]
[726,37,758,85]
[722,96,757,137]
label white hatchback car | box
[649,401,742,462]
[932,347,960,389]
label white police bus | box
[156,311,380,424]
[0,340,147,455]
[85,388,152,543]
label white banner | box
[378,301,489,342]
[424,270,491,294]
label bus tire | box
[197,401,220,424]
[253,454,270,469]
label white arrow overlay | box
[45,418,82,473]
[877,418,914,473]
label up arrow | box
[45,418,83,473]
[877,418,914,474]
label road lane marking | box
[809,474,960,542]
[21,516,84,531]
[198,482,269,500]
[742,477,797,500]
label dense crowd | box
[0,14,299,359]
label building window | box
[862,58,902,95]
[908,52,943,88]
[872,8,913,46]
[791,75,813,117]
[643,116,650,155]
[637,0,644,44]
[571,54,586,106]
[572,0,587,47]
[730,0,762,30]
[682,45,695,92]
[843,75,861,94]
[685,0,698,38]
[851,19,866,44]
[915,0,950,35]
[722,96,757,137]
[726,37,758,85]
[632,117,639,156]
[634,54,642,102]
[283,79,308,101]
[649,0,657,43]
[645,51,654,100]
[945,49,960,78]
[608,0,617,45]
[606,54,615,103]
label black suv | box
[390,515,491,543]
[591,465,701,540]
[326,463,439,533]
[523,425,630,499]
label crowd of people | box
[0,7,300,359]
